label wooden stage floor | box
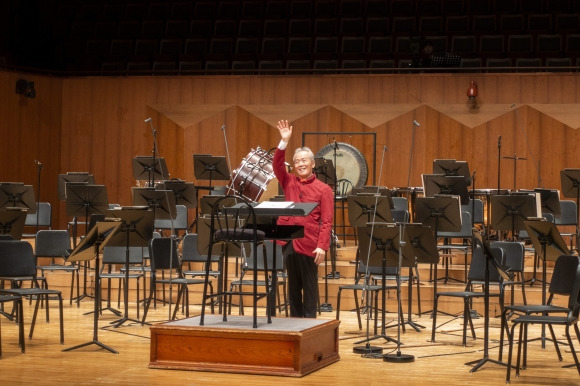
[0,298,578,385]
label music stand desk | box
[0,208,27,240]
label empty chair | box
[0,294,24,357]
[437,211,473,283]
[23,202,51,237]
[537,34,562,54]
[154,204,188,238]
[508,35,533,55]
[554,200,577,250]
[141,237,207,324]
[0,241,64,344]
[431,245,505,346]
[35,230,78,306]
[490,241,527,306]
[451,36,476,55]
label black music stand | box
[157,180,196,209]
[104,207,154,328]
[348,195,394,225]
[560,169,580,250]
[467,231,511,372]
[57,173,95,201]
[491,194,538,240]
[353,223,403,354]
[398,223,440,332]
[384,223,440,363]
[0,208,27,240]
[422,174,470,205]
[0,183,36,213]
[132,187,176,221]
[413,195,462,316]
[199,195,237,216]
[132,156,169,187]
[313,157,336,187]
[433,159,472,186]
[194,154,230,189]
[65,184,109,237]
[63,220,122,354]
[534,188,562,218]
[523,219,570,348]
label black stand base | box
[63,339,118,354]
[353,344,383,355]
[466,357,508,373]
[320,303,333,312]
[384,351,415,363]
[326,271,341,279]
[108,316,142,328]
[354,334,400,346]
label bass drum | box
[315,142,368,193]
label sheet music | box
[255,201,295,209]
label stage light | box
[15,79,36,98]
[466,80,478,100]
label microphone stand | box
[328,139,340,279]
[35,160,43,233]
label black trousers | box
[284,242,319,318]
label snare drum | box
[226,147,278,202]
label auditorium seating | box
[4,0,580,76]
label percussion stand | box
[329,139,340,279]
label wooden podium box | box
[149,315,340,377]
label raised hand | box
[276,119,292,142]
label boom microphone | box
[144,117,152,123]
[413,120,421,127]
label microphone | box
[221,125,225,130]
[34,160,43,168]
[333,137,339,150]
[144,117,152,123]
[413,120,421,127]
[498,135,502,147]
[510,103,515,109]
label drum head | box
[315,143,368,190]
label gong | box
[315,142,368,191]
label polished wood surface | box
[0,283,578,384]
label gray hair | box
[293,147,315,162]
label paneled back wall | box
[1,71,580,229]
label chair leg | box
[566,326,580,375]
[431,294,439,343]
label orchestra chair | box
[100,246,146,319]
[505,254,580,383]
[0,294,24,357]
[554,200,578,250]
[22,202,52,237]
[141,237,207,324]
[431,245,505,346]
[335,178,355,247]
[437,211,473,283]
[154,204,189,239]
[35,230,79,306]
[500,254,580,364]
[199,194,269,329]
[0,240,64,344]
[180,233,217,311]
[228,240,288,317]
[490,240,527,306]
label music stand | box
[353,223,403,354]
[422,174,470,205]
[194,154,230,188]
[398,223,439,332]
[560,169,580,250]
[351,186,391,196]
[491,194,538,239]
[57,173,95,201]
[523,219,571,348]
[65,184,109,236]
[413,195,462,316]
[104,207,154,328]
[313,157,336,187]
[132,187,176,221]
[433,159,472,186]
[348,195,394,226]
[63,220,122,354]
[0,183,36,214]
[0,208,27,240]
[534,188,562,218]
[157,180,196,208]
[132,156,169,187]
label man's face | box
[293,151,315,179]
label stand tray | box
[149,315,340,377]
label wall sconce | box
[466,80,478,100]
[15,79,36,98]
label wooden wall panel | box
[2,71,580,229]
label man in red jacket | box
[274,119,334,318]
